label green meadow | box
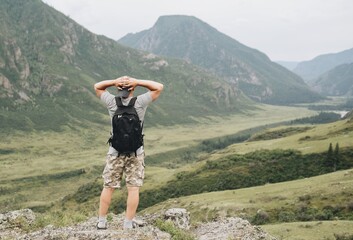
[0,103,315,211]
[1,101,353,240]
[141,169,353,240]
[0,103,315,181]
[262,221,353,240]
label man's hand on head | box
[125,77,138,91]
[114,76,129,90]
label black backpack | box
[108,97,143,155]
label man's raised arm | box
[94,76,164,100]
[93,77,123,98]
[125,78,164,101]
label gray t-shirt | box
[101,91,153,155]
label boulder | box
[164,208,190,230]
[193,217,277,240]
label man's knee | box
[104,187,115,193]
[101,187,115,198]
[127,186,140,194]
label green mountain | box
[312,63,353,96]
[118,15,322,105]
[293,48,353,84]
[0,0,253,132]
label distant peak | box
[154,15,206,28]
[157,15,199,21]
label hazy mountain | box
[118,15,322,105]
[276,61,298,71]
[312,63,353,96]
[0,0,252,132]
[293,48,353,84]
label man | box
[93,76,163,229]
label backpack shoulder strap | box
[127,97,137,107]
[115,97,124,107]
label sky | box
[42,0,353,62]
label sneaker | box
[132,217,145,227]
[97,221,107,230]
[124,219,135,229]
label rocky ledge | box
[0,208,277,240]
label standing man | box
[94,76,163,229]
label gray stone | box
[0,208,278,240]
[164,208,190,230]
[193,217,277,240]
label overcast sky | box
[42,0,353,62]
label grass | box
[143,103,316,155]
[0,104,316,180]
[155,219,195,240]
[141,169,353,220]
[262,221,353,240]
[0,129,104,180]
[141,170,353,239]
[207,118,353,160]
[0,104,317,211]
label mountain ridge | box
[293,47,353,84]
[119,15,323,105]
[0,1,253,132]
[312,62,353,96]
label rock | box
[164,208,190,230]
[19,215,171,240]
[0,209,36,239]
[0,208,277,240]
[0,209,36,230]
[193,217,277,240]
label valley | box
[1,100,353,240]
[0,103,315,181]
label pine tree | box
[325,143,334,171]
[333,142,340,171]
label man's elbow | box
[94,83,103,97]
[158,83,164,92]
[156,83,164,96]
[94,83,99,91]
[151,83,164,101]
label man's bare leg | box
[99,187,115,216]
[124,186,140,228]
[97,187,115,229]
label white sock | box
[123,219,133,229]
[97,216,107,228]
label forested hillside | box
[0,0,252,132]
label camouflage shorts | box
[102,153,145,188]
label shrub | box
[298,195,311,202]
[73,181,101,203]
[295,204,318,221]
[252,210,270,225]
[334,233,353,240]
[316,209,334,220]
[278,210,296,222]
[155,219,195,240]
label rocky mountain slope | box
[312,62,353,96]
[0,0,251,132]
[293,47,353,84]
[0,208,277,240]
[118,15,322,105]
